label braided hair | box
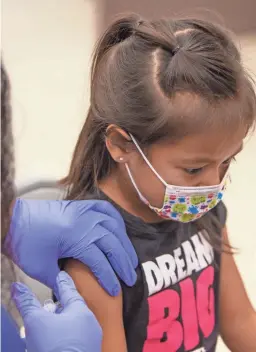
[1,61,21,325]
[1,62,15,240]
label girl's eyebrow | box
[180,144,243,164]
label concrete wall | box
[103,0,256,34]
[2,0,102,189]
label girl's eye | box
[184,157,236,175]
[184,167,204,175]
[223,156,236,165]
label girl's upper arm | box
[219,227,256,351]
[65,259,127,352]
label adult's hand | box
[5,199,138,296]
[12,271,102,352]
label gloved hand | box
[5,199,138,296]
[12,271,102,352]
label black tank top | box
[74,191,226,352]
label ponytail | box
[91,13,142,79]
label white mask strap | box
[129,134,168,187]
[125,164,148,203]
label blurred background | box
[2,1,256,350]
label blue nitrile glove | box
[5,199,138,296]
[12,271,102,352]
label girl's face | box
[104,125,246,221]
[127,128,245,208]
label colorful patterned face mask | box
[125,134,229,223]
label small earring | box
[119,157,124,162]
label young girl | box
[63,13,256,352]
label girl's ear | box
[105,124,134,162]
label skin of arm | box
[219,227,256,351]
[65,259,127,352]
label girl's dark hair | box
[63,13,256,250]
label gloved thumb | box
[55,271,86,311]
[11,282,41,319]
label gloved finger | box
[55,303,64,314]
[97,219,138,269]
[76,244,121,296]
[11,282,41,319]
[55,271,86,310]
[69,199,124,225]
[74,200,136,264]
[43,262,60,292]
[4,198,27,260]
[96,231,137,287]
[91,200,126,223]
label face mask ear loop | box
[125,164,148,203]
[129,134,168,187]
